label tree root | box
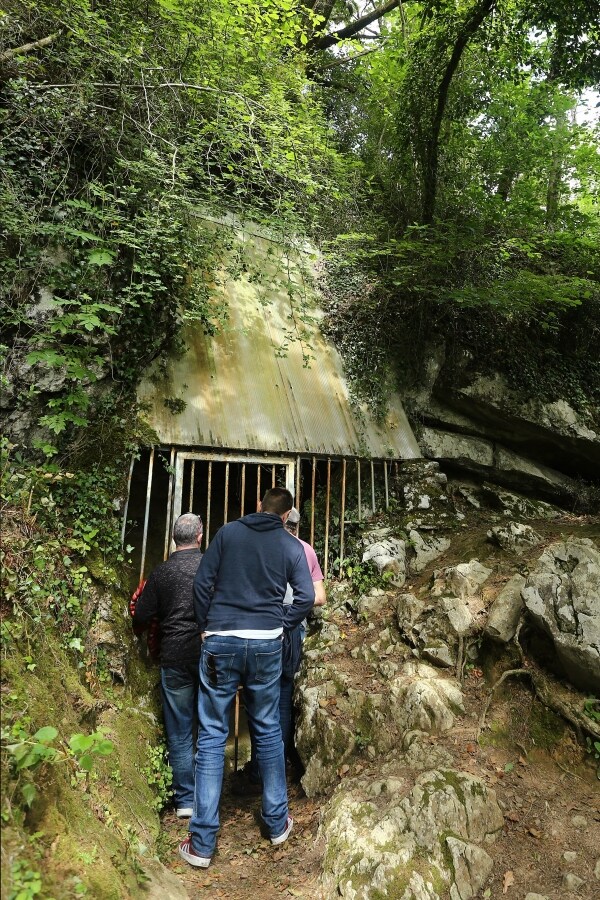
[476,665,600,745]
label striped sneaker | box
[179,836,211,868]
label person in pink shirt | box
[234,507,325,793]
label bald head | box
[173,513,203,548]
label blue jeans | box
[248,672,294,782]
[190,636,287,857]
[161,664,199,809]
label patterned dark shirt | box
[133,548,202,666]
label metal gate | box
[122,448,398,585]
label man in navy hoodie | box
[179,488,315,869]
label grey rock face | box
[397,560,492,668]
[522,540,600,692]
[319,769,503,900]
[361,527,407,586]
[390,662,464,735]
[484,574,526,644]
[480,485,560,520]
[487,521,542,555]
[408,530,451,574]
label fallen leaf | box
[528,827,542,838]
[466,742,477,753]
[518,755,529,766]
[505,811,520,822]
[502,870,514,894]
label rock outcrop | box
[319,769,504,899]
[522,540,600,692]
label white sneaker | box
[179,836,211,868]
[271,816,293,846]
[176,807,193,819]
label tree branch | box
[0,32,62,61]
[310,0,402,51]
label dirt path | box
[163,776,324,899]
[161,679,599,900]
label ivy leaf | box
[21,783,38,807]
[88,249,115,266]
[69,733,95,753]
[33,726,58,744]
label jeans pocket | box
[202,651,235,687]
[255,648,282,684]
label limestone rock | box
[390,662,464,735]
[562,873,585,892]
[142,859,190,899]
[398,562,491,669]
[361,527,407,586]
[397,593,426,631]
[407,530,451,574]
[487,521,542,555]
[401,730,453,771]
[431,560,492,602]
[319,768,503,900]
[522,540,600,692]
[446,836,493,900]
[480,485,560,520]
[484,575,526,644]
[295,673,355,797]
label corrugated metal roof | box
[137,221,420,460]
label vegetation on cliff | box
[1,2,599,896]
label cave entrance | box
[122,447,398,588]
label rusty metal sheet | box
[137,223,420,460]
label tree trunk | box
[421,0,496,224]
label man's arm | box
[193,531,222,632]
[283,550,315,630]
[313,579,326,607]
[132,572,159,624]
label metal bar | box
[205,461,212,548]
[384,460,389,510]
[240,463,246,516]
[285,462,295,496]
[189,460,195,511]
[257,465,261,508]
[357,459,362,522]
[163,447,175,561]
[371,460,376,514]
[296,454,301,510]
[310,456,316,547]
[172,454,186,525]
[271,464,276,488]
[339,458,346,575]
[224,462,230,524]
[120,454,135,547]
[173,451,295,466]
[139,447,155,582]
[323,458,331,580]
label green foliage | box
[339,556,393,597]
[583,697,600,724]
[0,440,128,657]
[2,720,114,807]
[142,743,173,812]
[8,860,44,900]
[1,0,346,452]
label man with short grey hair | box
[132,512,203,818]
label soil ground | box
[162,511,600,899]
